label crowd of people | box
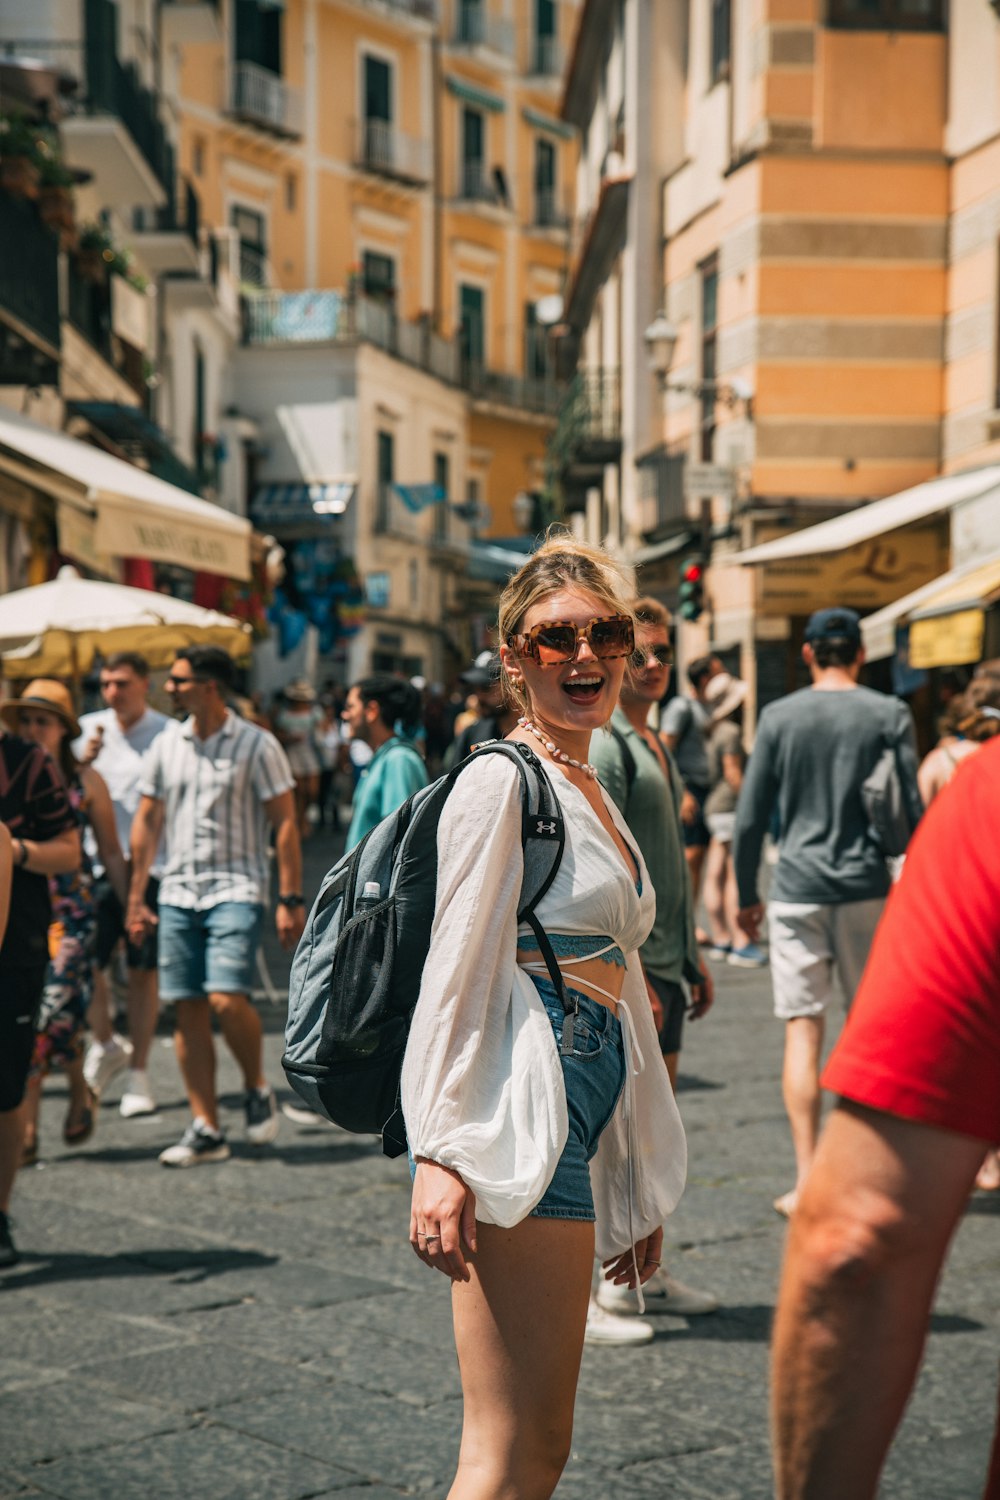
[1,534,999,1499]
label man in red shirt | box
[771,737,1000,1499]
[0,724,80,1266]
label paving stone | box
[217,1382,460,1491]
[0,1381,183,1465]
[18,1423,351,1500]
[86,1340,323,1412]
[304,1324,463,1407]
[0,1302,189,1372]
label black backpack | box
[283,741,569,1157]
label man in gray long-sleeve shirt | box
[733,607,922,1217]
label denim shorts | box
[158,902,264,1001]
[530,975,626,1221]
[406,978,626,1223]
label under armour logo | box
[534,819,557,836]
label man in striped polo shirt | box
[127,647,305,1167]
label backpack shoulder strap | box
[451,740,571,1013]
[609,725,637,798]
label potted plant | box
[77,223,113,284]
[37,153,76,240]
[0,115,43,200]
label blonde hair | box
[497,531,636,712]
[634,595,671,631]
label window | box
[461,106,486,200]
[362,54,393,170]
[192,136,206,177]
[710,0,731,85]
[433,451,449,543]
[457,0,485,45]
[193,341,207,482]
[699,256,719,464]
[459,284,485,375]
[534,138,557,227]
[231,204,267,286]
[408,559,419,607]
[363,251,396,305]
[524,301,550,383]
[235,0,282,73]
[285,173,296,211]
[534,0,557,73]
[827,0,942,27]
[466,476,484,533]
[376,429,394,533]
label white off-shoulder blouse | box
[400,751,687,1261]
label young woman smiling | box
[402,536,686,1500]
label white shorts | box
[706,811,736,843]
[768,898,885,1021]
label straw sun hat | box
[0,679,81,740]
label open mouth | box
[562,675,604,704]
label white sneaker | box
[584,1297,653,1345]
[83,1034,133,1096]
[245,1086,280,1145]
[119,1070,156,1118]
[158,1118,231,1168]
[642,1267,720,1315]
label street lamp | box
[643,313,754,417]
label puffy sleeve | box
[401,754,567,1227]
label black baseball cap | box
[460,650,501,689]
[804,607,862,645]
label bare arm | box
[772,1102,984,1500]
[265,789,304,950]
[81,766,128,907]
[127,795,165,937]
[721,749,744,794]
[17,824,80,877]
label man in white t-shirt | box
[76,652,169,1118]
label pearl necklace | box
[518,717,597,779]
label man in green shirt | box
[589,596,718,1327]
[342,675,428,852]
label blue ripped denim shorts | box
[529,974,626,1221]
[407,976,626,1222]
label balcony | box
[240,289,461,382]
[354,119,431,185]
[551,370,622,507]
[227,61,303,139]
[131,178,201,274]
[452,4,515,57]
[532,186,571,233]
[527,35,564,77]
[60,3,174,210]
[358,0,437,17]
[0,192,60,385]
[455,161,508,209]
[464,365,563,418]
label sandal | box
[63,1089,97,1147]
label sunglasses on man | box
[510,615,635,665]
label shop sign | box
[909,609,985,669]
[757,525,947,616]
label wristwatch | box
[277,893,305,908]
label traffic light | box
[678,556,705,622]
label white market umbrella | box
[0,570,252,684]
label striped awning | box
[249,482,355,528]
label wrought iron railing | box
[83,0,174,194]
[0,193,61,353]
[551,370,622,470]
[529,34,564,75]
[534,187,571,230]
[355,119,431,182]
[453,2,515,54]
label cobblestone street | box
[2,825,998,1499]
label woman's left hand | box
[601,1226,664,1289]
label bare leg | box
[448,1216,594,1500]
[702,839,730,947]
[662,1051,679,1090]
[778,1015,825,1216]
[722,845,741,946]
[208,992,266,1092]
[22,1076,41,1158]
[772,1103,984,1500]
[685,845,708,941]
[125,968,158,1072]
[173,998,218,1131]
[976,1147,1000,1191]
[88,966,114,1045]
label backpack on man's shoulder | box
[282,741,566,1158]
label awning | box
[445,76,505,112]
[861,550,1000,663]
[249,482,355,528]
[522,106,574,140]
[0,404,251,580]
[729,466,1000,567]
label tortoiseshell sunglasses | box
[509,615,635,665]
